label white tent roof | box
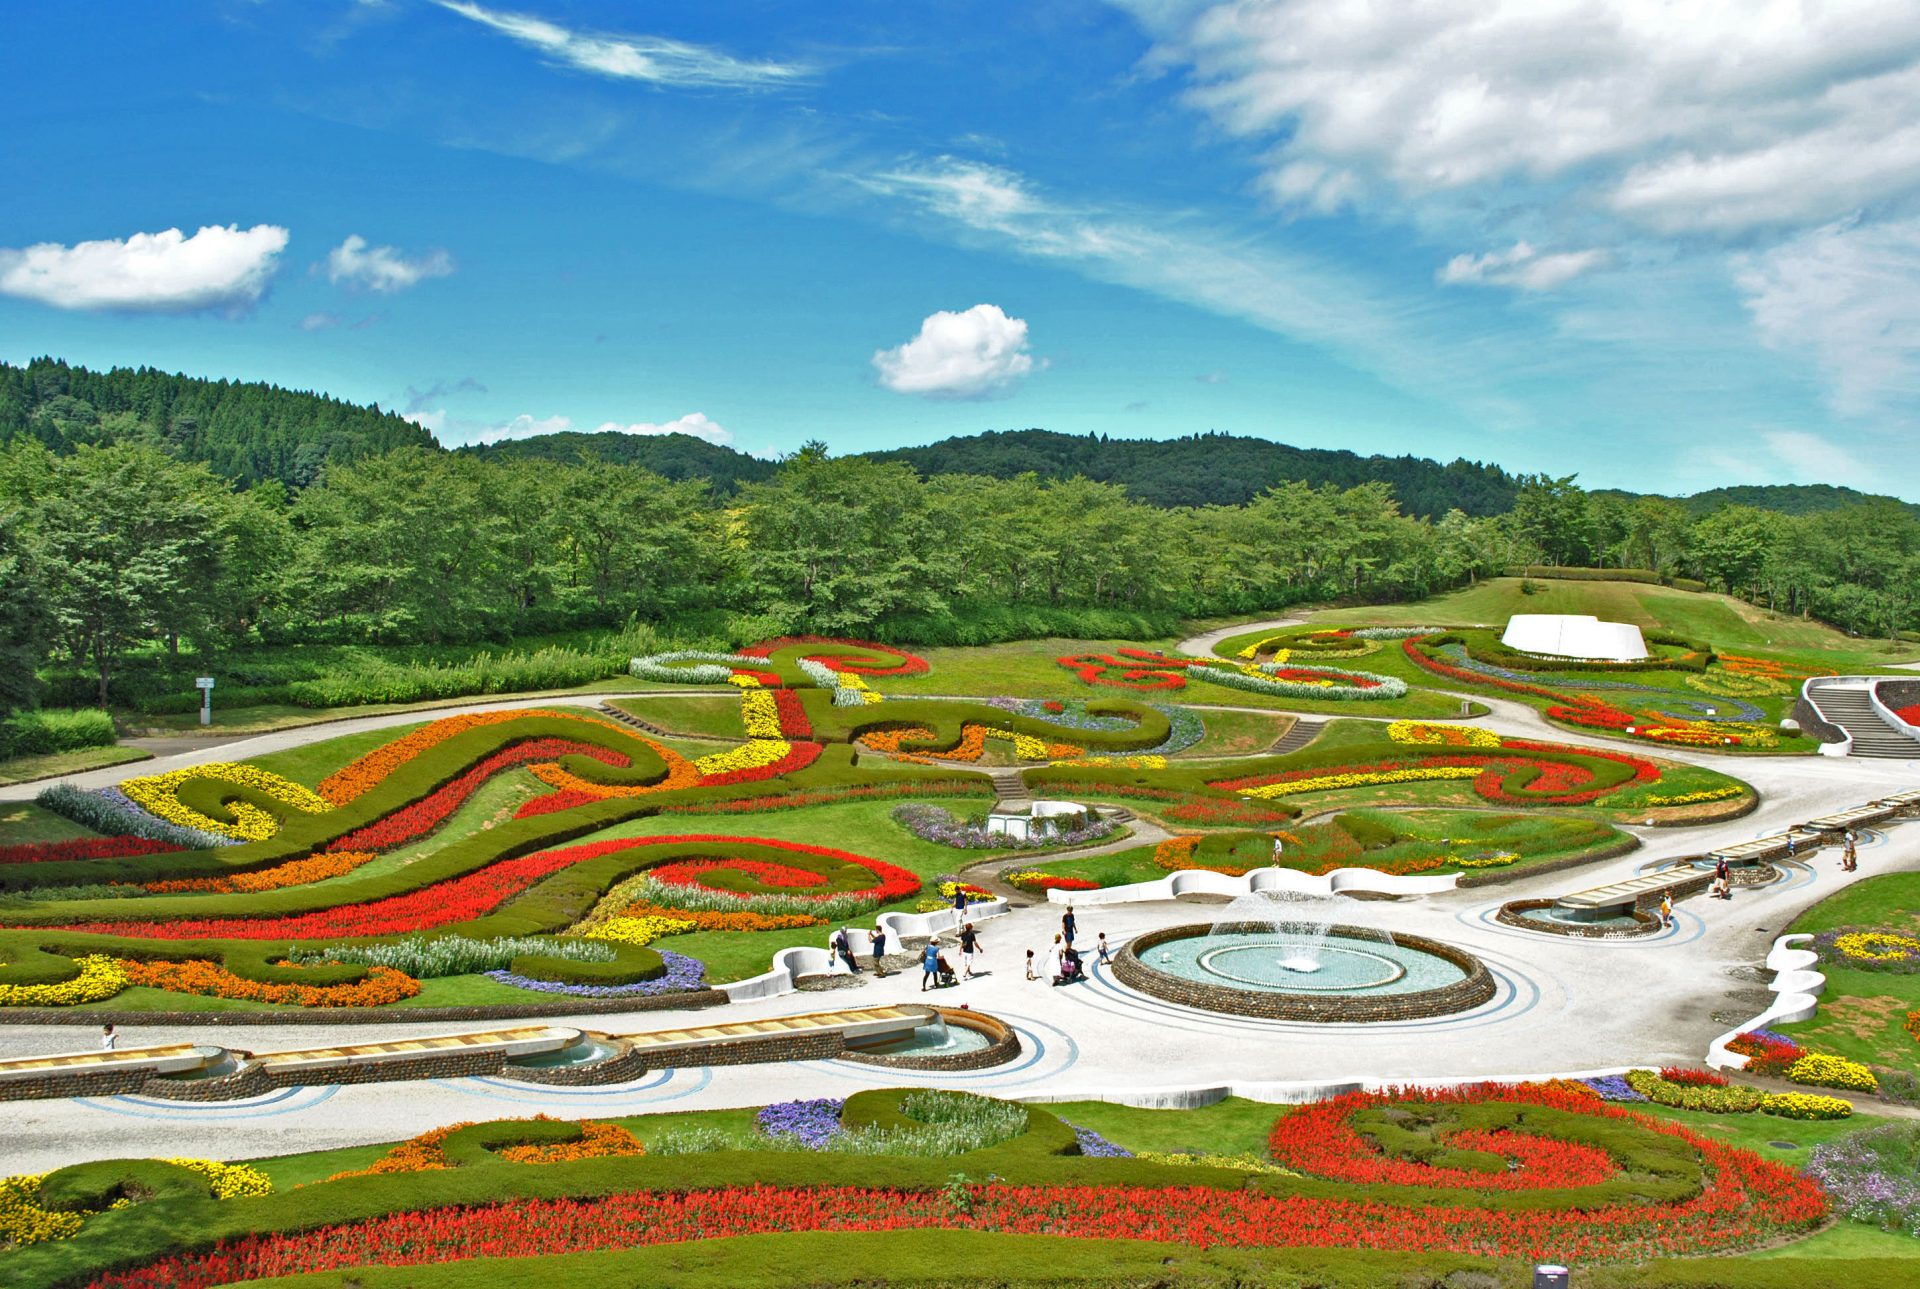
[1500,614,1648,662]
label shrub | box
[1760,1093,1852,1121]
[1624,1069,1766,1113]
[0,709,116,760]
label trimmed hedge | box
[0,709,117,760]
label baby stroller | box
[1053,946,1084,986]
[932,952,958,989]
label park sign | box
[195,677,215,690]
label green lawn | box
[1044,1096,1283,1157]
[1174,706,1291,758]
[1780,873,1920,1073]
[0,745,150,787]
[608,695,749,739]
[0,801,100,846]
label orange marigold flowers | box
[117,959,421,1008]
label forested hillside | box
[0,358,431,488]
[866,428,1521,517]
[459,429,778,491]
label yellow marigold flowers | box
[0,954,128,1007]
[739,685,785,738]
[1835,931,1920,963]
[1759,1092,1852,1120]
[1387,721,1500,749]
[120,763,331,842]
[1234,765,1483,800]
[1452,851,1520,869]
[694,739,795,777]
[583,915,697,948]
[162,1158,275,1199]
[1786,1052,1878,1093]
[1062,754,1167,770]
[1646,785,1746,806]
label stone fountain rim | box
[1115,922,1496,1023]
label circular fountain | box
[1115,890,1495,1021]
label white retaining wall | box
[1046,865,1458,907]
[722,898,1012,1001]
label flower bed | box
[487,950,706,998]
[1005,870,1101,893]
[118,959,421,1008]
[119,764,331,843]
[1057,650,1404,701]
[2,1159,270,1249]
[0,955,127,1007]
[326,1117,642,1182]
[316,709,625,806]
[1807,1121,1920,1236]
[141,850,379,895]
[891,803,1116,851]
[0,838,183,867]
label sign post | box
[195,677,215,727]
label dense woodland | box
[2,360,1917,714]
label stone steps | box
[1807,685,1920,759]
[1267,718,1327,756]
[599,701,743,743]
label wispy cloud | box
[1439,243,1605,292]
[410,408,734,448]
[435,1,811,90]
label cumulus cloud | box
[593,411,732,446]
[436,1,809,89]
[1737,216,1920,418]
[326,235,455,293]
[1127,0,1920,234]
[0,223,288,313]
[872,304,1038,399]
[1438,242,1605,291]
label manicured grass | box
[247,722,430,788]
[133,680,638,735]
[1628,1100,1865,1161]
[1789,873,1920,937]
[1779,873,1920,1072]
[1013,845,1164,890]
[0,744,150,786]
[0,801,101,846]
[1044,1096,1283,1157]
[1309,577,1919,667]
[1751,1222,1920,1260]
[1175,706,1291,758]
[609,695,748,739]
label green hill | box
[456,430,778,492]
[0,357,431,488]
[865,428,1519,517]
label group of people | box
[828,901,1116,993]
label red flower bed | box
[738,636,930,677]
[658,781,992,815]
[92,1104,1824,1286]
[1898,703,1920,726]
[1057,651,1192,690]
[329,739,629,853]
[1658,1067,1727,1088]
[1267,1088,1616,1192]
[1009,874,1100,892]
[33,835,913,941]
[0,836,183,865]
[1725,1030,1805,1076]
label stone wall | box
[1114,923,1495,1023]
[0,989,729,1028]
[1494,899,1658,939]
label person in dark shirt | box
[959,922,982,979]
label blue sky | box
[4,1,1918,496]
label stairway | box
[1806,682,1920,759]
[986,767,1032,808]
[1267,718,1327,757]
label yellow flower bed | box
[1235,765,1484,800]
[1686,670,1789,698]
[1834,931,1920,963]
[1386,721,1500,749]
[1452,851,1520,869]
[739,685,785,738]
[1645,785,1746,806]
[1759,1092,1852,1120]
[163,1158,274,1199]
[694,739,795,777]
[1062,754,1167,770]
[1234,636,1293,661]
[1136,1149,1298,1176]
[1785,1052,1878,1093]
[0,955,128,1007]
[120,762,331,842]
[583,915,697,948]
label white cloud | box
[0,223,288,312]
[436,1,809,89]
[1737,215,1920,418]
[1438,242,1605,291]
[1125,0,1920,235]
[326,235,455,293]
[872,304,1037,399]
[300,311,343,331]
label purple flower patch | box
[485,949,707,997]
[1062,1120,1134,1158]
[757,1097,847,1149]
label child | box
[1659,892,1674,929]
[1096,932,1110,966]
[1025,949,1038,981]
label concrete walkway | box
[1176,618,1305,659]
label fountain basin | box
[839,1007,1020,1071]
[1117,922,1495,1022]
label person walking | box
[950,884,968,915]
[1096,932,1111,966]
[1659,892,1674,929]
[1844,836,1858,872]
[100,1024,116,1052]
[1025,949,1038,981]
[870,922,889,976]
[959,922,982,979]
[1061,905,1077,946]
[1714,857,1731,900]
[921,939,941,992]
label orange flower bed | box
[142,850,380,895]
[854,725,940,761]
[317,709,621,805]
[614,900,825,932]
[325,1117,641,1182]
[528,744,701,799]
[118,959,421,1008]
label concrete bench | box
[0,1042,218,1084]
[250,1026,578,1076]
[1804,805,1896,832]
